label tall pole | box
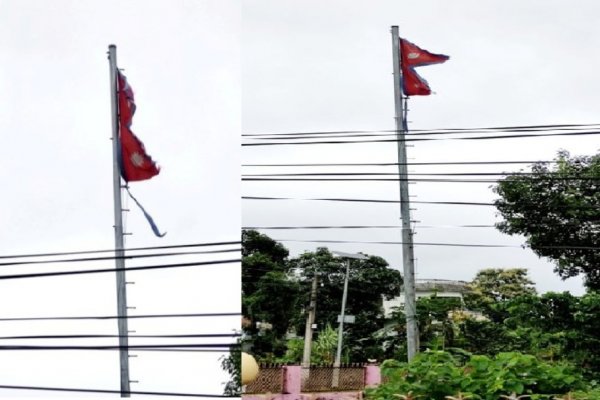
[301,273,318,382]
[108,44,131,397]
[332,259,350,387]
[391,26,419,361]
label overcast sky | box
[2,0,600,397]
[242,0,600,296]
[1,0,240,398]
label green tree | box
[494,151,600,289]
[220,339,241,396]
[242,230,300,357]
[464,268,536,317]
[290,247,403,362]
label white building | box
[382,279,470,318]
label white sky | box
[242,1,600,296]
[1,0,240,398]
[3,0,600,397]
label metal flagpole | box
[108,44,131,397]
[390,26,419,361]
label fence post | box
[364,364,381,388]
[282,365,302,395]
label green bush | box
[366,351,585,400]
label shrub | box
[366,351,585,400]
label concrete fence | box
[243,364,381,400]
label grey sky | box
[1,0,240,397]
[242,0,600,296]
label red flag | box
[400,38,449,67]
[401,66,433,96]
[400,38,448,96]
[117,71,160,182]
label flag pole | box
[391,26,419,361]
[108,44,132,397]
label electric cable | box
[0,240,240,261]
[0,248,240,267]
[0,384,235,398]
[0,258,240,281]
[271,238,599,250]
[0,343,238,351]
[242,130,600,146]
[244,127,600,141]
[243,160,558,167]
[0,312,240,322]
[0,333,241,340]
[242,196,598,210]
[242,122,600,137]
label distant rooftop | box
[410,279,470,293]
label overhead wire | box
[0,384,235,398]
[0,312,240,322]
[242,130,600,146]
[0,343,238,351]
[0,333,241,340]
[0,240,240,261]
[242,196,598,210]
[243,225,496,229]
[270,239,598,250]
[242,122,600,137]
[0,248,241,267]
[243,160,559,167]
[0,258,240,281]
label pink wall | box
[242,364,381,400]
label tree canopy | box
[290,247,403,361]
[494,151,600,289]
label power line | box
[0,240,240,261]
[242,176,598,183]
[243,195,493,206]
[244,225,403,230]
[271,238,599,250]
[243,172,597,177]
[242,122,600,137]
[0,333,241,340]
[244,225,496,229]
[0,312,241,322]
[242,196,598,210]
[0,258,240,281]
[242,130,600,146]
[243,177,511,183]
[0,248,240,267]
[244,128,600,141]
[0,343,238,351]
[243,160,559,167]
[0,384,235,398]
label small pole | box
[301,273,318,383]
[332,258,351,387]
[391,26,419,361]
[108,44,131,397]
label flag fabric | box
[117,71,160,182]
[116,70,165,238]
[126,188,166,237]
[401,66,435,96]
[400,38,448,96]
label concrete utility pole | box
[391,26,419,362]
[301,273,318,381]
[108,44,131,397]
[331,251,367,387]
